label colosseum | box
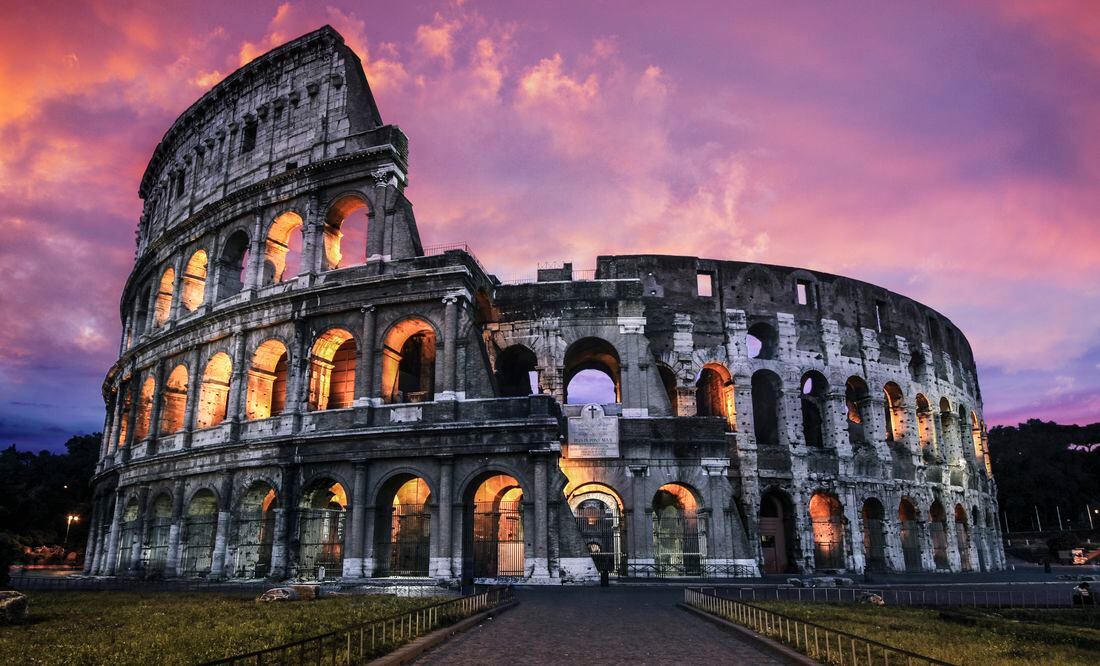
[84,26,1005,585]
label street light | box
[64,514,79,546]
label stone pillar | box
[226,330,248,432]
[440,296,459,399]
[146,362,166,454]
[433,456,454,578]
[531,451,551,578]
[166,479,186,576]
[246,210,265,291]
[168,255,186,321]
[355,306,376,406]
[104,488,126,575]
[269,466,295,579]
[119,378,139,464]
[106,385,125,462]
[181,348,202,449]
[128,486,150,574]
[82,496,102,575]
[90,494,110,575]
[343,462,368,578]
[288,320,310,433]
[302,193,323,278]
[629,465,652,562]
[209,473,234,578]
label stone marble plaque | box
[566,404,620,458]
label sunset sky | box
[1,1,1098,452]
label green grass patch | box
[0,590,443,665]
[753,601,1100,665]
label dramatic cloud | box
[2,1,1098,452]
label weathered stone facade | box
[86,26,1004,584]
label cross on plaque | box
[586,405,601,418]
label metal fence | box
[712,585,1083,608]
[684,588,954,666]
[202,586,513,665]
[8,575,452,599]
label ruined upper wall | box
[135,25,401,255]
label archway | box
[915,394,936,462]
[216,230,250,300]
[898,499,922,572]
[929,500,950,570]
[246,340,289,420]
[116,498,140,573]
[495,345,538,397]
[696,363,736,431]
[133,376,156,442]
[883,382,905,442]
[180,250,208,312]
[955,504,972,572]
[159,365,188,434]
[809,492,845,571]
[232,482,278,578]
[746,322,778,359]
[376,476,431,577]
[468,474,525,578]
[323,194,370,269]
[181,490,218,576]
[308,329,356,410]
[845,376,870,445]
[653,483,705,576]
[758,490,797,574]
[568,483,626,576]
[263,211,304,284]
[751,370,782,447]
[800,372,828,447]
[296,479,347,579]
[861,498,887,573]
[154,267,175,327]
[381,319,436,403]
[657,363,678,414]
[196,352,232,428]
[563,337,621,405]
[144,494,173,574]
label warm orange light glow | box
[264,211,304,283]
[154,267,175,326]
[180,250,208,311]
[159,364,188,434]
[196,352,232,428]
[308,329,356,410]
[246,339,289,420]
[380,318,436,404]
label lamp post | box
[64,514,80,546]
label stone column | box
[146,362,166,454]
[302,193,323,278]
[90,494,110,575]
[169,255,186,321]
[119,377,139,464]
[106,385,124,462]
[82,496,102,574]
[433,456,454,578]
[440,296,459,399]
[269,466,295,579]
[181,348,202,449]
[226,330,248,435]
[289,320,310,433]
[532,451,551,578]
[355,306,376,406]
[209,473,234,578]
[165,479,185,576]
[629,465,652,563]
[246,210,265,291]
[343,462,368,578]
[104,488,126,575]
[128,485,150,574]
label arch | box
[323,193,371,270]
[154,267,176,327]
[908,350,926,381]
[883,382,905,442]
[751,370,782,447]
[231,481,278,578]
[495,344,538,397]
[263,211,304,284]
[954,503,972,572]
[467,473,525,578]
[656,362,678,415]
[564,337,621,404]
[929,500,950,569]
[216,229,250,300]
[696,363,736,431]
[296,478,348,579]
[567,482,626,576]
[845,376,871,445]
[809,492,845,571]
[969,411,983,461]
[381,318,436,404]
[116,497,141,572]
[308,328,356,410]
[898,498,922,572]
[246,339,289,420]
[800,371,828,448]
[133,285,152,338]
[861,498,887,573]
[159,364,189,434]
[746,322,778,360]
[133,376,156,442]
[375,475,432,576]
[180,250,208,312]
[652,483,705,576]
[144,492,174,574]
[915,393,936,461]
[181,489,218,576]
[759,488,797,574]
[115,380,133,449]
[196,352,232,428]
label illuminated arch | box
[154,267,175,327]
[308,328,356,410]
[563,337,621,404]
[696,362,736,431]
[133,376,156,441]
[246,339,289,420]
[323,193,371,270]
[809,492,845,570]
[196,352,232,428]
[381,318,436,404]
[180,250,208,311]
[262,211,304,284]
[159,364,188,434]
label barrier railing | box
[684,588,954,665]
[203,586,512,665]
[715,584,1081,608]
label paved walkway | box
[416,587,782,665]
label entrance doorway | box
[469,474,525,578]
[377,476,431,576]
[568,484,626,576]
[759,491,795,574]
[861,498,887,572]
[652,483,705,576]
[810,492,846,571]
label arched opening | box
[568,483,626,576]
[116,381,133,450]
[809,492,846,571]
[969,412,983,461]
[751,370,782,447]
[759,490,797,574]
[381,319,436,404]
[845,376,871,445]
[800,372,828,448]
[133,376,156,442]
[898,499,922,572]
[376,476,431,577]
[323,195,369,270]
[955,503,972,572]
[915,394,936,462]
[296,479,347,579]
[181,490,218,576]
[232,482,278,578]
[133,286,151,338]
[564,337,621,405]
[154,267,175,327]
[468,474,525,578]
[196,352,232,428]
[746,322,778,359]
[180,250,208,312]
[929,500,950,570]
[652,483,705,576]
[938,398,957,460]
[972,506,987,572]
[308,329,356,410]
[861,498,887,573]
[159,365,189,434]
[216,230,250,300]
[883,382,905,442]
[246,340,289,420]
[263,211,304,285]
[908,351,926,381]
[696,363,736,431]
[116,498,140,573]
[495,345,538,397]
[144,494,173,574]
[657,363,678,414]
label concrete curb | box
[368,600,519,665]
[678,603,817,666]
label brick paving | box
[415,586,783,665]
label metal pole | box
[1034,506,1043,533]
[1087,505,1094,530]
[1003,510,1010,533]
[1056,506,1064,531]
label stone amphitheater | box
[84,26,1005,584]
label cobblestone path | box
[416,586,782,665]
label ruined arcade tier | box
[86,26,1004,584]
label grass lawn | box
[754,601,1100,665]
[0,590,443,665]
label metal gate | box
[232,510,275,578]
[180,515,217,576]
[143,518,172,574]
[575,515,625,575]
[296,508,345,579]
[473,500,524,577]
[930,522,950,569]
[387,505,430,576]
[863,518,887,572]
[653,514,706,576]
[900,520,922,572]
[811,517,845,570]
[116,521,137,573]
[956,526,972,572]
